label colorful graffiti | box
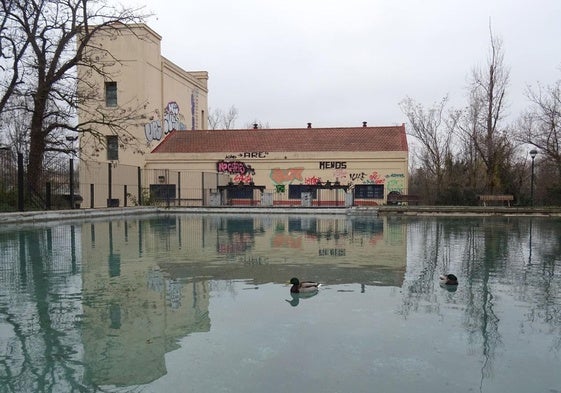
[386,173,405,193]
[304,176,322,185]
[233,174,253,184]
[368,171,385,184]
[270,167,304,185]
[144,102,186,142]
[217,160,255,175]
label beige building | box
[144,123,409,206]
[75,23,409,208]
[77,23,208,207]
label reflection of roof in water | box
[158,262,405,288]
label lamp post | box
[66,136,78,209]
[530,149,538,207]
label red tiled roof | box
[151,125,408,154]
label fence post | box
[17,152,24,212]
[46,182,52,210]
[137,167,142,206]
[90,184,94,208]
[108,163,112,205]
[69,158,75,209]
[178,171,181,205]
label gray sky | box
[128,0,561,129]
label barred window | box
[105,81,117,107]
[354,184,384,199]
[106,135,118,161]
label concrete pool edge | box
[1,205,561,225]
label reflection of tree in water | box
[399,218,561,389]
[518,219,561,352]
[461,224,504,386]
[399,218,454,318]
[0,228,136,392]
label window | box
[354,184,384,199]
[288,184,318,199]
[228,187,253,199]
[105,81,117,107]
[106,135,118,161]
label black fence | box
[0,154,413,212]
[0,151,80,212]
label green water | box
[0,214,560,392]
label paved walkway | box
[1,205,560,225]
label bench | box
[387,194,420,205]
[477,194,514,207]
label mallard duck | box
[290,277,321,293]
[439,274,458,286]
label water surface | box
[0,214,560,392]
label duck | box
[439,274,459,286]
[290,277,321,293]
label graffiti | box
[270,168,304,184]
[238,256,269,265]
[144,102,186,142]
[272,234,303,249]
[163,102,184,134]
[385,173,405,192]
[240,152,269,158]
[275,184,286,193]
[144,116,162,142]
[191,91,197,130]
[319,248,346,256]
[304,176,321,185]
[233,174,253,184]
[368,171,385,184]
[333,168,348,181]
[319,161,347,169]
[217,160,255,175]
[386,178,404,193]
[349,172,367,182]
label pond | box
[0,213,560,393]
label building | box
[75,23,409,208]
[77,23,209,207]
[144,123,409,206]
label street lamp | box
[66,135,78,209]
[530,149,538,207]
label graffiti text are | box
[240,152,269,158]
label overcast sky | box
[125,0,561,129]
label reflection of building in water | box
[157,215,407,287]
[78,214,405,386]
[80,219,210,386]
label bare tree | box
[2,0,148,192]
[0,0,31,115]
[208,107,222,130]
[518,78,561,181]
[208,105,238,129]
[400,96,455,200]
[456,28,512,193]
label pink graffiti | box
[369,171,385,184]
[305,176,321,185]
[217,161,254,175]
[233,174,253,183]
